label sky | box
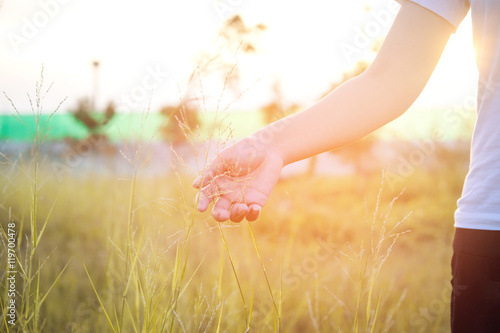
[0,0,478,133]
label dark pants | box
[451,228,500,333]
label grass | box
[0,67,466,332]
[1,66,68,332]
[0,157,463,332]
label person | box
[192,1,500,331]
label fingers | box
[200,191,262,223]
[246,204,261,221]
[212,200,262,223]
[193,139,260,189]
[196,183,217,212]
[194,162,270,222]
[196,187,267,222]
[205,190,259,223]
[212,196,231,222]
[213,201,259,223]
[193,169,215,189]
[244,189,268,208]
[192,176,202,189]
[196,193,210,213]
[230,203,248,223]
[196,177,246,221]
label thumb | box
[192,169,215,189]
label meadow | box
[0,129,467,332]
[0,4,475,331]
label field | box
[0,1,478,331]
[0,131,467,332]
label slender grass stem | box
[216,223,248,325]
[247,222,281,331]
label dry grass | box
[0,64,464,333]
[0,157,461,332]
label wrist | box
[249,127,287,167]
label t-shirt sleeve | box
[396,0,470,31]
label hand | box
[193,136,284,222]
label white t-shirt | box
[404,0,500,230]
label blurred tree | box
[161,15,267,145]
[73,98,115,132]
[261,81,300,124]
[70,97,116,150]
[160,104,199,146]
[333,134,379,175]
[194,15,267,94]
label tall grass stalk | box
[118,160,139,331]
[350,174,411,333]
[216,223,249,325]
[248,222,281,332]
[1,66,67,331]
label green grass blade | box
[37,259,71,307]
[370,292,382,333]
[34,201,56,246]
[215,302,224,333]
[83,263,117,333]
[248,222,278,317]
[216,224,247,313]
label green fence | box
[0,111,265,142]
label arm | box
[194,1,454,222]
[256,1,454,165]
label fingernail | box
[197,198,208,212]
[250,206,261,214]
[192,176,201,188]
[213,209,229,222]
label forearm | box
[252,70,418,166]
[195,1,455,222]
[251,0,453,166]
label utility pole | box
[92,60,100,111]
